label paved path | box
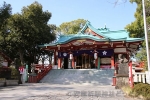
[0,83,141,100]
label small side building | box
[0,51,12,80]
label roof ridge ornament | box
[86,20,90,24]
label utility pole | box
[142,0,150,84]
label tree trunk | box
[19,48,24,66]
[49,55,52,64]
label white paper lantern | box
[70,53,73,60]
[94,52,97,59]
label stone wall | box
[6,80,19,86]
[0,80,5,86]
[0,79,19,87]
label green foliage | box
[131,83,150,100]
[10,66,19,80]
[0,2,13,59]
[136,47,148,70]
[121,86,132,96]
[0,1,56,65]
[58,19,86,35]
[126,0,150,38]
[0,1,12,32]
[0,55,5,67]
[126,0,150,70]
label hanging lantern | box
[70,53,73,60]
[94,52,97,59]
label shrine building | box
[39,21,144,69]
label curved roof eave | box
[57,36,109,45]
[110,37,127,41]
[126,38,144,42]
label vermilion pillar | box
[54,50,56,65]
[129,61,133,88]
[72,57,75,69]
[58,58,62,69]
[111,56,114,69]
[95,58,98,68]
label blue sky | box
[2,0,137,30]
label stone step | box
[40,69,114,85]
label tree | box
[125,0,150,70]
[125,0,150,37]
[0,2,12,41]
[0,2,13,60]
[58,19,86,35]
[7,1,56,66]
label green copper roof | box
[101,30,129,39]
[39,21,144,47]
[57,34,109,44]
[80,21,110,38]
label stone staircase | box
[40,69,114,85]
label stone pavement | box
[0,83,142,100]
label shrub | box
[121,86,132,96]
[10,66,19,80]
[131,83,150,100]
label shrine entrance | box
[75,54,95,69]
[64,58,68,69]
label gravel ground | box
[0,83,142,100]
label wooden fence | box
[133,71,150,84]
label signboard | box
[114,48,126,53]
[100,58,111,64]
[1,61,8,67]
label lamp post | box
[68,53,73,69]
[94,50,98,68]
[94,52,98,60]
[142,0,150,84]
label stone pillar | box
[111,56,114,69]
[58,58,62,69]
[25,64,28,82]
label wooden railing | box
[36,64,52,82]
[37,64,52,82]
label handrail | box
[36,64,52,82]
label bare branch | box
[107,0,127,7]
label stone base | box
[6,80,19,86]
[111,66,115,69]
[0,82,5,86]
[115,74,129,89]
[0,78,6,87]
